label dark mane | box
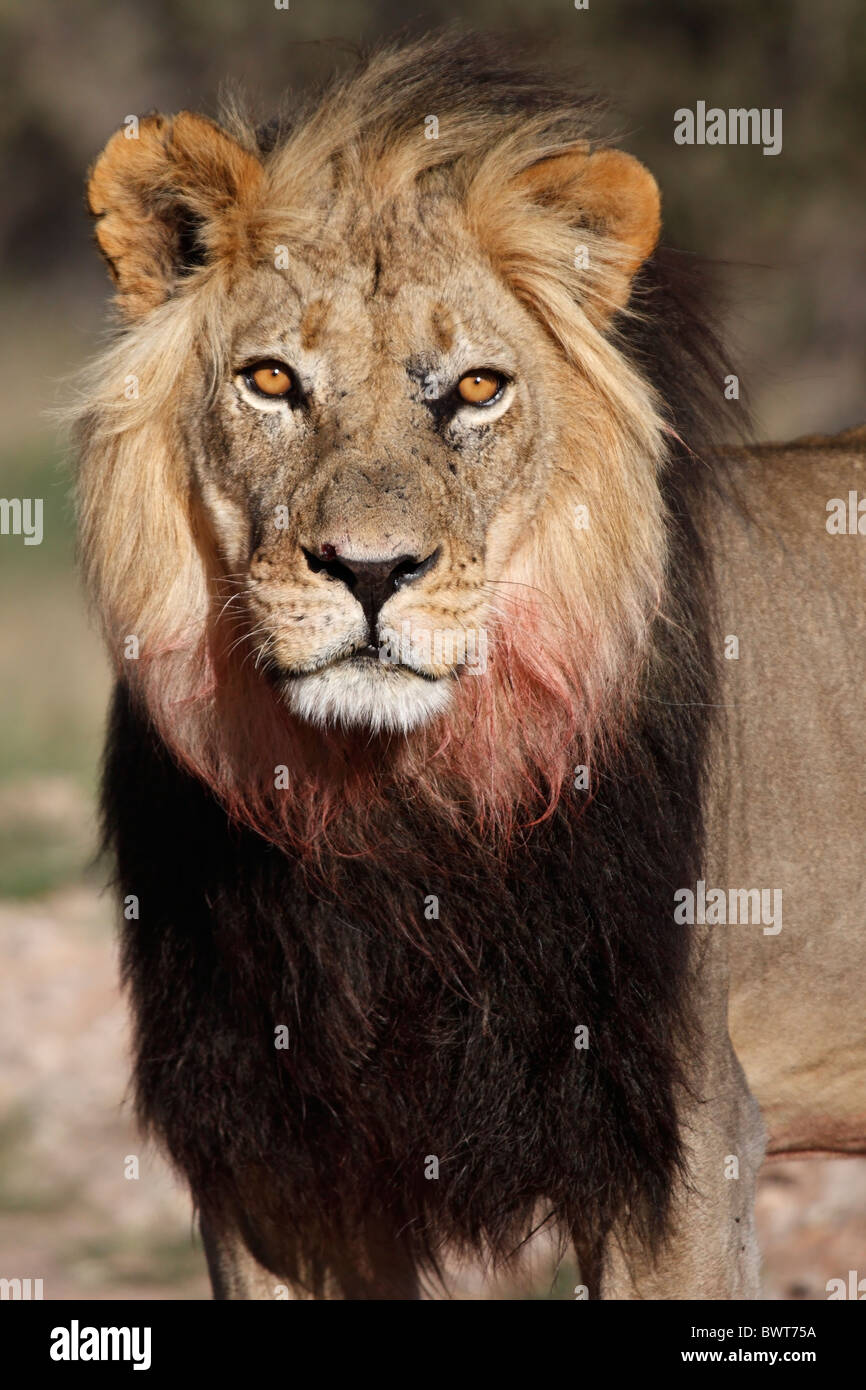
[251,29,606,156]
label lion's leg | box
[200,1214,421,1301]
[592,1045,766,1300]
[200,1217,285,1300]
[576,919,768,1302]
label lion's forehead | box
[228,219,521,390]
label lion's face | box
[190,202,563,733]
[80,70,668,840]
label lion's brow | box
[299,297,331,351]
[430,303,456,354]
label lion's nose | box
[303,546,440,628]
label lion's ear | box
[514,147,661,314]
[87,112,265,320]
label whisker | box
[227,622,271,659]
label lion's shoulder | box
[710,424,866,593]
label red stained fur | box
[129,585,636,873]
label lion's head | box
[77,36,680,857]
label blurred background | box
[0,0,864,1299]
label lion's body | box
[716,427,866,1158]
[75,36,865,1298]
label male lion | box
[76,35,866,1299]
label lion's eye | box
[244,361,296,398]
[456,369,505,406]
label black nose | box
[303,547,440,629]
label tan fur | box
[711,426,866,1160]
[513,148,662,311]
[76,61,668,815]
[88,113,265,319]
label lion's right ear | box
[87,113,265,320]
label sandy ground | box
[1,880,864,1301]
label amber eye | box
[456,369,505,406]
[245,361,296,398]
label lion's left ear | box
[514,147,661,314]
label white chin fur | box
[282,662,454,734]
